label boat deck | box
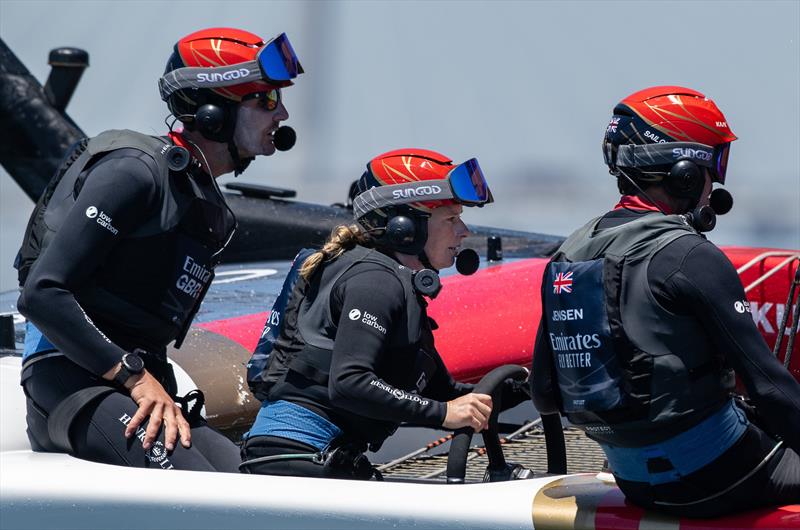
[380,426,607,482]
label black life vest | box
[542,213,735,446]
[247,245,425,401]
[15,129,233,352]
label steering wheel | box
[444,364,529,483]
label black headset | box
[665,159,704,200]
[382,208,429,256]
[192,95,237,143]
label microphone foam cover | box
[456,248,480,276]
[709,188,733,215]
[274,126,296,151]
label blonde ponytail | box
[299,224,372,280]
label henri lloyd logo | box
[553,271,573,294]
[117,413,174,469]
[370,379,429,406]
[392,185,442,200]
[85,206,119,235]
[197,68,250,83]
[146,442,169,464]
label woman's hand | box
[124,371,192,451]
[443,393,493,431]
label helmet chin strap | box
[418,251,437,273]
[617,168,669,215]
[227,140,253,177]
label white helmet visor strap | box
[158,61,262,101]
[615,142,716,170]
[352,180,454,220]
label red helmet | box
[354,149,492,255]
[603,86,737,184]
[162,28,303,133]
[166,28,293,101]
[361,149,458,214]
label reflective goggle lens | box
[448,158,490,204]
[244,89,280,111]
[257,33,303,82]
[715,143,730,184]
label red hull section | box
[533,474,800,530]
[198,246,799,383]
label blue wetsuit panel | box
[600,399,748,484]
[23,321,57,362]
[244,400,342,451]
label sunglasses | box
[243,89,281,111]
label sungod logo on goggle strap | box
[673,147,712,161]
[392,185,442,200]
[197,69,250,83]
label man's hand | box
[443,393,493,431]
[124,371,192,451]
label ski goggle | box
[256,33,303,83]
[159,33,304,101]
[447,158,492,204]
[242,88,281,111]
[352,158,493,220]
[614,141,732,184]
[714,142,730,184]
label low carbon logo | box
[85,206,98,219]
[349,309,361,321]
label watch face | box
[124,354,145,373]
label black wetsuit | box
[242,258,475,478]
[17,143,240,472]
[531,207,800,516]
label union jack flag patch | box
[553,271,573,294]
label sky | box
[1,0,798,291]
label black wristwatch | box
[113,352,145,387]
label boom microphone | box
[273,126,296,151]
[709,188,733,215]
[455,248,480,276]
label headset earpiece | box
[165,145,190,172]
[195,104,226,137]
[413,269,442,298]
[666,159,703,198]
[385,215,416,247]
[684,204,717,232]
